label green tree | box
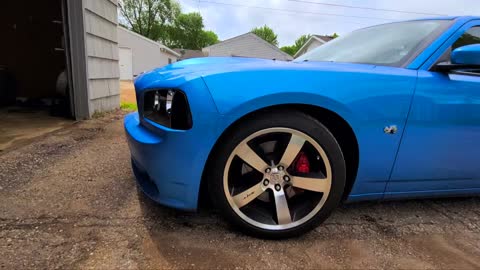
[251,25,279,47]
[282,33,339,57]
[281,34,312,56]
[201,30,220,47]
[280,45,296,56]
[119,0,180,41]
[294,34,312,50]
[165,12,219,49]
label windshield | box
[295,20,451,67]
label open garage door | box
[0,0,78,151]
[0,0,74,116]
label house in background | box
[294,35,335,58]
[203,33,293,61]
[174,49,206,61]
[118,27,180,80]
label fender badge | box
[384,125,398,134]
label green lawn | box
[120,102,137,112]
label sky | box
[176,0,480,47]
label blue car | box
[125,16,480,238]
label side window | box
[435,26,480,75]
[452,26,480,50]
[452,27,480,75]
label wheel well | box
[293,105,359,200]
[198,104,359,208]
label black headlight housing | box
[143,89,193,130]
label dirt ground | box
[121,81,136,104]
[0,110,479,270]
[0,109,72,152]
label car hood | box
[134,57,377,90]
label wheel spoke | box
[274,188,292,225]
[291,176,330,193]
[226,127,333,229]
[235,143,268,173]
[279,134,306,168]
[232,182,265,208]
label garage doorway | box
[0,0,76,151]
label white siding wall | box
[83,0,120,115]
[159,50,177,66]
[305,40,323,54]
[118,27,178,78]
[203,34,293,61]
[118,28,161,77]
[295,39,325,58]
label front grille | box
[143,89,192,130]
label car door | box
[387,22,480,197]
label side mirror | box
[451,44,480,65]
[433,44,480,72]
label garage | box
[0,0,120,151]
[1,0,73,116]
[118,26,180,80]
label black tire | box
[208,110,346,239]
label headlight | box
[143,89,192,130]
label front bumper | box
[124,112,218,211]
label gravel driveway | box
[1,111,479,269]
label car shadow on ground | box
[134,182,480,268]
[136,181,480,237]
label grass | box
[92,111,107,119]
[120,102,138,112]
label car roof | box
[411,16,480,23]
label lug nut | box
[263,179,270,186]
[278,166,284,171]
[265,168,271,173]
[275,184,282,191]
[283,175,291,182]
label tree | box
[280,45,297,56]
[201,31,220,47]
[119,0,180,41]
[165,12,219,49]
[281,33,339,57]
[294,34,312,51]
[120,1,219,50]
[251,25,279,47]
[281,34,312,56]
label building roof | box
[313,35,334,43]
[118,26,181,58]
[294,35,335,58]
[203,32,293,60]
[160,44,181,58]
[174,49,206,60]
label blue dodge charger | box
[125,16,480,238]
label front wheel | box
[208,110,346,238]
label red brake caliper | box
[294,152,310,174]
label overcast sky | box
[176,0,479,47]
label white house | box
[174,49,206,60]
[203,33,293,61]
[294,35,334,58]
[118,27,180,80]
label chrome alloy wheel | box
[223,127,332,231]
